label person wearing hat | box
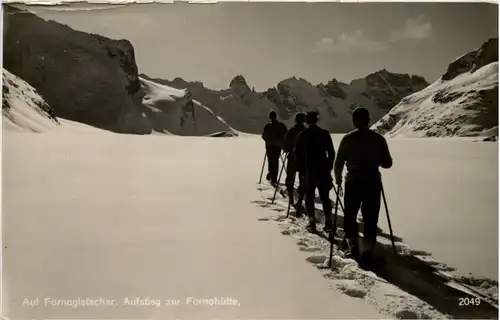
[282,112,307,216]
[334,107,393,262]
[295,111,336,232]
[261,111,288,186]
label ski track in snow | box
[254,183,498,319]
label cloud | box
[312,30,387,54]
[313,15,432,54]
[388,15,433,42]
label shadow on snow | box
[252,185,499,320]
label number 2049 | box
[458,297,481,306]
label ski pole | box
[329,183,341,268]
[332,184,345,213]
[258,151,267,184]
[286,199,292,218]
[381,180,397,255]
[271,153,288,204]
[280,151,286,164]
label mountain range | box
[2,4,498,138]
[140,69,429,134]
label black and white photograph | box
[2,1,499,319]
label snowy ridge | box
[372,62,498,138]
[139,76,239,137]
[2,68,106,134]
[255,183,498,319]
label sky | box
[25,2,498,91]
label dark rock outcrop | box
[318,79,348,100]
[483,136,498,142]
[442,37,498,81]
[206,131,238,138]
[3,4,151,134]
[229,75,251,99]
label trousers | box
[343,178,382,243]
[285,157,305,203]
[304,173,333,223]
[265,146,282,184]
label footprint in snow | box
[297,239,309,246]
[300,246,321,252]
[394,309,421,319]
[281,226,301,235]
[306,255,327,265]
[297,239,320,252]
[336,284,368,299]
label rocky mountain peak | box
[229,75,248,88]
[364,69,429,89]
[442,37,498,81]
[229,74,251,98]
[317,78,347,100]
[471,37,498,73]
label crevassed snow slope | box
[372,62,498,138]
[140,77,238,137]
[2,68,107,134]
[3,132,378,320]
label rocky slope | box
[372,38,498,138]
[141,70,429,134]
[3,4,151,134]
[3,68,107,133]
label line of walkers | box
[261,108,393,260]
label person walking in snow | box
[294,111,335,233]
[282,112,307,217]
[262,111,287,186]
[334,107,393,262]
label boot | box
[271,177,278,187]
[294,202,304,218]
[323,215,333,233]
[344,238,360,262]
[362,238,376,254]
[306,219,317,233]
[287,189,295,205]
[360,238,376,266]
